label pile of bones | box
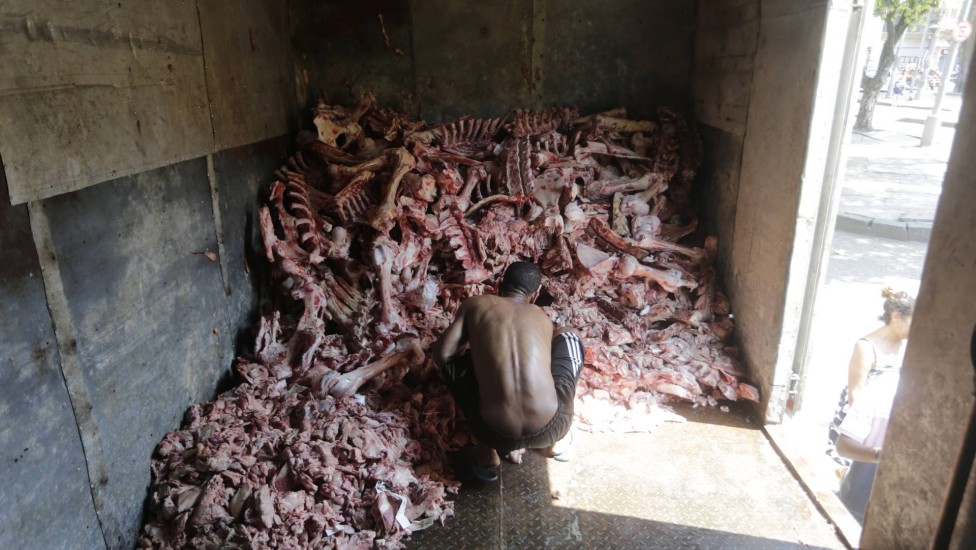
[139,93,759,549]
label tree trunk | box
[853,17,912,132]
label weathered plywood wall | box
[0,0,297,206]
[0,2,213,205]
[198,1,298,150]
[291,0,696,121]
[862,54,976,549]
[0,1,296,547]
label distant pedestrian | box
[892,74,906,107]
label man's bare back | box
[434,294,558,437]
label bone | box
[637,173,670,203]
[372,235,400,325]
[456,164,487,210]
[303,140,363,166]
[586,217,649,260]
[325,336,425,398]
[320,270,364,325]
[370,148,417,232]
[613,255,697,293]
[611,193,629,236]
[585,173,654,199]
[574,141,650,161]
[405,173,438,203]
[335,154,389,178]
[332,171,375,223]
[591,115,657,134]
[635,234,709,265]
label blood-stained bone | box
[506,107,578,138]
[586,173,654,199]
[588,115,656,134]
[324,336,425,398]
[370,148,417,232]
[313,92,374,148]
[613,255,697,293]
[303,140,364,166]
[332,171,376,224]
[586,217,649,261]
[574,141,649,161]
[635,233,710,265]
[372,235,400,325]
[436,116,506,157]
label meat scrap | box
[140,96,758,549]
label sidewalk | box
[834,94,958,243]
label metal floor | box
[408,404,844,550]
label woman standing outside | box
[826,288,915,464]
[825,288,915,523]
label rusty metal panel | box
[42,158,227,546]
[0,171,105,549]
[198,1,298,150]
[290,0,416,113]
[411,0,533,120]
[537,0,696,119]
[212,136,290,354]
[0,2,213,205]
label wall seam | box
[207,154,231,297]
[26,201,110,550]
[407,0,420,118]
[730,0,762,417]
[530,0,546,106]
[195,0,219,151]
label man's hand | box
[433,302,468,368]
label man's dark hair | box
[500,262,542,296]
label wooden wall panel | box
[198,0,298,150]
[0,1,213,205]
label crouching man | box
[433,262,584,482]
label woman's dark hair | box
[500,262,541,296]
[879,287,915,324]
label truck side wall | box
[0,1,296,547]
[290,0,696,120]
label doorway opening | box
[767,0,971,545]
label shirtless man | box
[433,262,585,481]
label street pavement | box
[836,94,960,242]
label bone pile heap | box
[139,93,758,549]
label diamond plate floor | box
[408,403,844,550]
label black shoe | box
[470,464,499,483]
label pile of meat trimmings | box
[139,93,758,549]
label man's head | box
[499,262,541,298]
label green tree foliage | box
[854,0,942,131]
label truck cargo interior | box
[2,1,975,549]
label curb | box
[835,213,932,243]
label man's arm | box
[433,302,468,368]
